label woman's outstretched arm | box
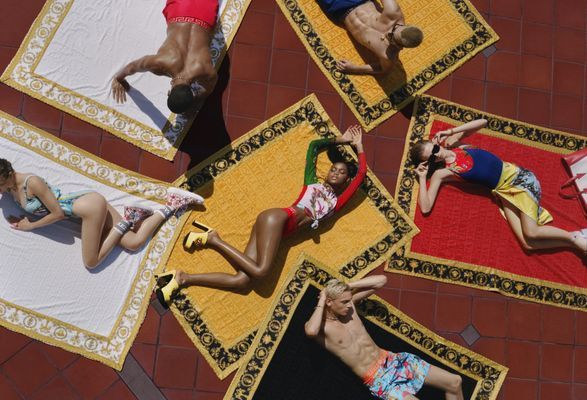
[334,126,366,210]
[434,119,488,147]
[415,165,453,214]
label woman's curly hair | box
[0,159,14,180]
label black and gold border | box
[277,0,498,131]
[225,257,507,400]
[389,94,587,311]
[167,94,419,378]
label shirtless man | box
[111,0,219,114]
[305,276,464,400]
[316,0,423,75]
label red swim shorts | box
[163,0,219,31]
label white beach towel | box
[1,0,250,160]
[0,111,182,369]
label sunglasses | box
[428,144,440,163]
[387,23,405,48]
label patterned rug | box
[277,0,498,131]
[390,95,587,311]
[226,259,507,400]
[0,111,183,369]
[1,0,251,160]
[164,94,418,378]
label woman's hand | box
[8,216,34,231]
[350,125,363,147]
[415,162,429,178]
[432,129,452,145]
[339,124,359,143]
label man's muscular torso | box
[319,303,381,377]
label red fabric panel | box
[410,120,587,289]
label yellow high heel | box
[183,221,214,250]
[154,270,179,309]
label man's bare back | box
[111,6,218,114]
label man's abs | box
[325,329,381,377]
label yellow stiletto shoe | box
[183,221,214,250]
[154,270,179,309]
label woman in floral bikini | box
[155,125,367,306]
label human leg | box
[423,365,463,400]
[519,210,585,252]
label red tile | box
[226,115,264,141]
[436,282,476,296]
[454,53,486,81]
[376,288,401,308]
[435,294,472,332]
[491,0,522,18]
[193,392,224,400]
[139,151,179,181]
[372,137,404,175]
[578,311,587,345]
[96,380,137,400]
[501,378,538,400]
[273,12,306,52]
[485,83,518,119]
[21,97,63,131]
[0,327,31,364]
[194,354,231,393]
[541,344,573,381]
[551,94,583,130]
[63,357,118,399]
[520,55,552,90]
[0,0,44,47]
[307,62,337,94]
[61,113,104,136]
[154,346,197,389]
[159,312,196,348]
[522,22,553,57]
[230,44,271,83]
[471,338,506,364]
[134,306,160,345]
[269,50,309,88]
[249,0,275,13]
[440,332,468,347]
[2,343,58,396]
[472,298,507,337]
[426,75,452,99]
[161,388,194,400]
[0,373,22,400]
[374,111,411,140]
[518,89,551,126]
[397,290,436,328]
[507,301,541,341]
[60,131,101,155]
[99,136,141,171]
[574,383,587,399]
[235,11,274,47]
[400,275,437,293]
[553,61,585,96]
[469,0,490,14]
[487,52,521,85]
[541,306,575,344]
[38,343,79,370]
[0,84,23,118]
[522,0,554,24]
[450,78,485,110]
[227,80,267,119]
[130,343,157,379]
[30,376,78,400]
[575,347,587,383]
[554,27,585,63]
[490,17,521,52]
[541,382,572,400]
[554,0,586,30]
[265,85,306,117]
[314,91,342,127]
[506,341,540,379]
[375,172,398,194]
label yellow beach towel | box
[277,0,498,131]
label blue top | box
[448,148,503,189]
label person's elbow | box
[420,204,432,215]
[304,322,320,338]
[374,275,387,289]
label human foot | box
[124,203,153,229]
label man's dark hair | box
[167,84,195,114]
[327,146,358,178]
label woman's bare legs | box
[423,365,463,400]
[174,209,289,290]
[502,200,585,252]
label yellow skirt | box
[492,162,553,225]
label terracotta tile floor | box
[1,0,586,399]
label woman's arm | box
[349,275,387,304]
[415,165,453,214]
[334,128,366,211]
[304,138,335,185]
[434,119,488,147]
[305,290,327,338]
[11,177,65,231]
